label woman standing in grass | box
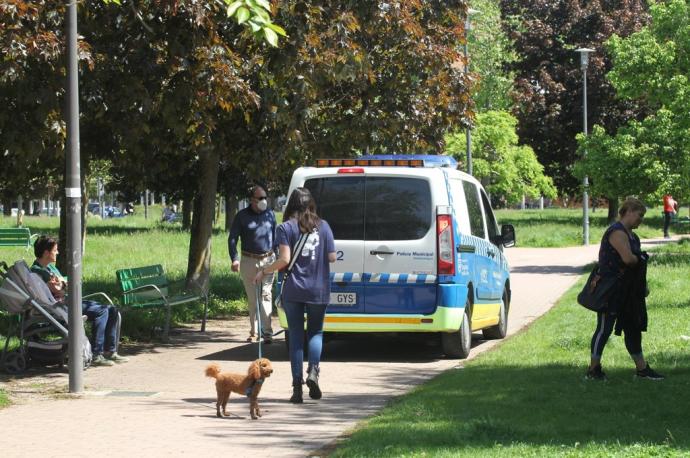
[254,187,336,403]
[586,197,664,381]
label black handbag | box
[577,265,620,312]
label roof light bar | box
[314,155,457,169]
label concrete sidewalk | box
[0,236,683,457]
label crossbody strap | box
[285,231,309,277]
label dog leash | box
[255,284,263,359]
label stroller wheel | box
[3,351,28,374]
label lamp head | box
[575,48,595,69]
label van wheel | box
[483,288,509,340]
[442,303,472,359]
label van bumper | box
[277,305,465,333]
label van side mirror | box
[501,224,516,248]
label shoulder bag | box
[577,264,620,312]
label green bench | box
[0,228,38,250]
[116,264,209,338]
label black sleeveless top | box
[598,221,641,277]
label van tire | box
[483,288,509,340]
[442,303,471,359]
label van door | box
[461,180,500,325]
[304,176,366,313]
[479,188,507,299]
[363,176,436,314]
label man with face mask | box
[228,185,277,343]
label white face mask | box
[256,199,268,212]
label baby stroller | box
[0,260,101,374]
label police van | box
[278,155,515,358]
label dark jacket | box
[614,256,648,335]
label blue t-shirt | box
[276,218,335,304]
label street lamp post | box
[66,0,84,392]
[464,8,480,176]
[576,48,594,246]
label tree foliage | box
[445,110,556,205]
[575,0,690,203]
[468,0,516,112]
[500,0,650,193]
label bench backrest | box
[116,264,169,292]
[0,228,32,247]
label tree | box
[468,0,516,112]
[576,0,690,206]
[500,0,650,196]
[445,110,556,205]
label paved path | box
[0,236,682,457]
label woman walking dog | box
[254,187,336,403]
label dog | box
[205,358,273,420]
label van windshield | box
[305,176,431,241]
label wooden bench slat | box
[0,228,36,249]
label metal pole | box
[66,0,84,392]
[582,67,590,246]
[464,40,472,176]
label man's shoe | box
[290,382,303,404]
[306,366,322,399]
[106,352,129,363]
[91,354,115,367]
[636,364,665,380]
[263,336,273,345]
[585,364,607,381]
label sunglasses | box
[254,196,267,201]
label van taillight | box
[437,214,455,275]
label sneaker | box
[106,352,129,363]
[585,365,607,381]
[636,364,665,380]
[263,336,273,345]
[91,354,115,367]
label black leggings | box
[590,311,642,359]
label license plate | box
[330,292,357,306]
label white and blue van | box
[278,155,515,358]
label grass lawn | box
[495,206,689,247]
[332,240,690,457]
[0,389,8,408]
[0,209,250,339]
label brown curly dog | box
[205,358,273,420]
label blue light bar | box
[358,154,458,169]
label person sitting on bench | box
[31,235,128,367]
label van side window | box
[462,180,486,238]
[305,177,365,240]
[480,189,499,244]
[365,177,431,241]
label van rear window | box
[304,176,431,241]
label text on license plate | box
[330,292,357,306]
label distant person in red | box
[662,193,678,239]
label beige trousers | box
[240,254,275,338]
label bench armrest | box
[83,291,116,306]
[122,284,168,303]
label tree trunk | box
[185,147,220,293]
[225,194,238,232]
[2,198,10,216]
[607,196,618,224]
[182,195,193,230]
